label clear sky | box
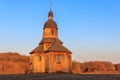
[0,0,120,63]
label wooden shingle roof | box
[44,19,57,29]
[39,38,62,44]
[46,39,71,53]
[30,38,71,54]
[30,44,43,54]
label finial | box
[48,1,53,19]
[50,2,52,11]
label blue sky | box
[0,0,120,63]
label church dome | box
[44,20,57,29]
[44,10,58,29]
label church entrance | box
[56,62,63,73]
[56,55,63,73]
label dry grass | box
[0,52,120,75]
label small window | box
[38,56,42,61]
[51,30,54,35]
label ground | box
[0,74,120,80]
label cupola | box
[43,10,58,39]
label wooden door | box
[56,62,62,72]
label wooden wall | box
[30,52,72,73]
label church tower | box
[43,10,58,39]
[30,9,72,73]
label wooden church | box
[30,9,72,73]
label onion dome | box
[48,10,53,17]
[44,10,58,29]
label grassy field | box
[0,74,120,80]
